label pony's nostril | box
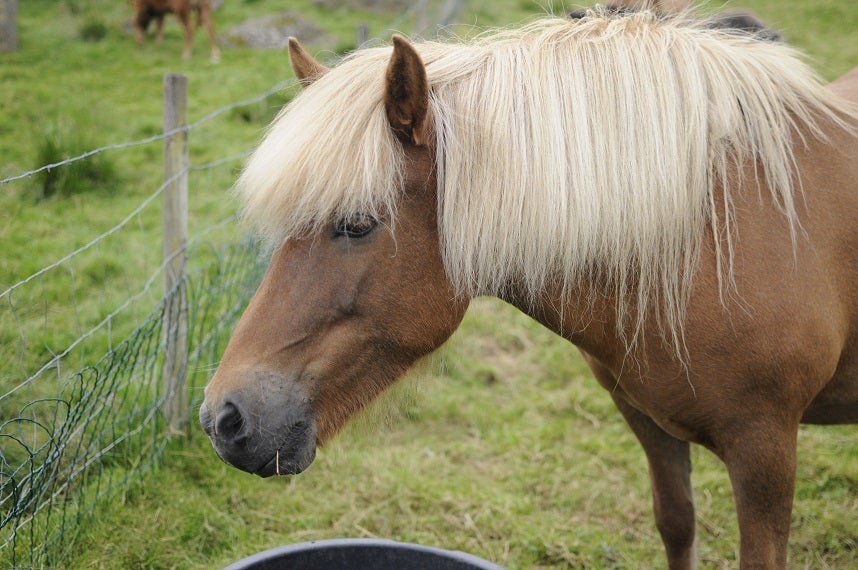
[215,401,247,444]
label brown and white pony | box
[133,0,220,62]
[200,10,858,569]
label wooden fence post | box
[437,0,467,31]
[0,0,18,53]
[413,0,430,37]
[357,23,368,49]
[162,73,189,434]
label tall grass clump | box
[32,127,118,200]
[79,19,108,42]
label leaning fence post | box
[437,0,467,32]
[162,73,189,434]
[413,0,430,37]
[356,23,368,49]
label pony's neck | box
[500,280,628,366]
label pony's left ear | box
[384,35,430,146]
[288,37,329,88]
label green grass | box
[54,300,858,569]
[32,125,119,200]
[1,0,857,568]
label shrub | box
[80,19,108,42]
[32,128,119,200]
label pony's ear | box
[288,37,328,88]
[384,35,430,146]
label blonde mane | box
[238,11,856,347]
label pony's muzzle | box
[199,389,317,477]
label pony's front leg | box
[717,421,798,569]
[612,395,697,569]
[581,352,696,569]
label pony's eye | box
[334,214,378,239]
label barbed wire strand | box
[1,169,182,300]
[1,227,184,402]
[0,80,294,186]
[1,152,252,402]
[0,1,444,188]
[1,150,251,301]
[192,150,253,172]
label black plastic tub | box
[222,538,505,570]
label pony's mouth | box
[254,421,317,477]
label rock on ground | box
[221,11,334,50]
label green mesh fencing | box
[0,237,267,568]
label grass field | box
[2,0,857,568]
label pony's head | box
[199,37,467,476]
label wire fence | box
[0,4,469,565]
[0,74,281,568]
[0,237,267,567]
[0,80,289,187]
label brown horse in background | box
[133,0,220,62]
[200,10,858,569]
